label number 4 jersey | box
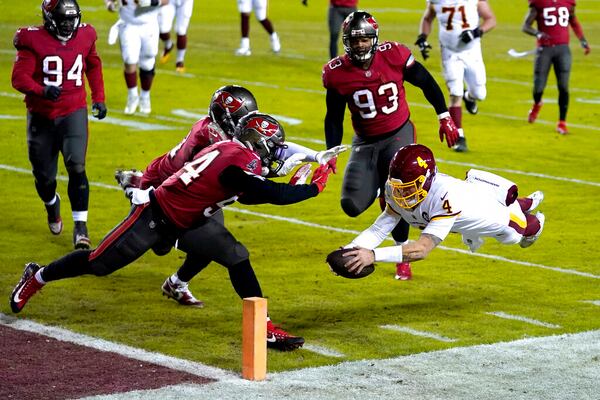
[322,41,414,137]
[12,24,105,119]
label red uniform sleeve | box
[84,26,105,103]
[11,29,44,97]
[570,15,585,40]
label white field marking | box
[485,311,561,329]
[582,300,600,306]
[270,114,302,126]
[0,114,24,120]
[488,77,600,94]
[379,325,457,343]
[80,329,600,400]
[91,116,178,131]
[0,90,23,98]
[1,164,599,279]
[302,344,345,358]
[0,313,237,381]
[577,97,600,104]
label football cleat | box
[175,61,185,73]
[139,97,151,115]
[525,191,544,213]
[520,212,545,248]
[453,136,468,153]
[10,262,44,313]
[73,221,91,249]
[556,120,568,135]
[270,32,281,53]
[395,262,412,281]
[463,92,478,114]
[45,194,63,235]
[528,102,542,123]
[160,44,173,64]
[115,169,143,190]
[161,278,204,307]
[235,46,251,56]
[267,320,304,351]
[124,94,139,115]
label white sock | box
[44,194,58,206]
[140,90,150,101]
[35,268,46,285]
[128,87,138,97]
[72,211,88,222]
[240,37,250,48]
[457,128,465,138]
[164,39,173,50]
[170,273,182,285]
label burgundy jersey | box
[322,41,415,137]
[141,117,228,189]
[12,24,105,119]
[153,140,262,229]
[330,0,358,6]
[529,0,576,47]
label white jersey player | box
[416,0,496,152]
[235,0,281,56]
[340,144,545,276]
[106,0,167,115]
[158,0,194,72]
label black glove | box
[302,0,307,5]
[43,85,61,101]
[92,102,107,120]
[415,34,432,60]
[460,27,483,44]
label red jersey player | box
[12,0,106,249]
[322,11,457,281]
[522,0,590,134]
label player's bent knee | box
[471,87,487,101]
[66,163,86,175]
[89,261,114,276]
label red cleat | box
[556,120,568,135]
[267,320,304,351]
[395,262,412,280]
[528,102,542,123]
[10,263,44,313]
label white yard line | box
[582,300,600,306]
[485,311,561,329]
[302,344,345,358]
[380,325,457,343]
[1,164,599,279]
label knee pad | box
[139,55,156,71]
[66,163,86,175]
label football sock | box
[228,259,263,299]
[67,170,89,212]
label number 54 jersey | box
[322,41,415,137]
[12,24,105,119]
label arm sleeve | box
[324,88,346,149]
[11,48,44,97]
[404,61,448,115]
[85,38,106,103]
[348,208,402,249]
[570,15,586,40]
[219,165,319,205]
[280,141,318,162]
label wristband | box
[438,111,450,120]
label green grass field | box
[1,0,599,374]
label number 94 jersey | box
[12,24,105,119]
[322,41,414,137]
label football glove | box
[311,164,333,193]
[438,112,459,147]
[459,27,483,44]
[43,85,61,101]
[92,102,107,120]
[414,34,432,60]
[314,145,347,166]
[580,38,591,55]
[276,153,307,177]
[289,163,312,185]
[136,0,159,6]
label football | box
[326,248,375,279]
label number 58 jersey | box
[12,24,105,119]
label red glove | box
[289,163,312,185]
[326,157,338,174]
[438,112,459,147]
[311,164,333,193]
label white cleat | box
[270,32,281,54]
[525,191,544,212]
[124,95,139,115]
[520,212,545,248]
[235,47,251,56]
[139,97,151,115]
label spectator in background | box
[322,11,458,281]
[417,0,496,152]
[235,0,281,56]
[522,0,590,134]
[106,0,168,115]
[158,0,194,73]
[12,0,107,250]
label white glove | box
[131,187,154,205]
[276,153,307,177]
[136,0,158,7]
[315,145,348,165]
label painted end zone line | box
[380,325,457,343]
[1,164,598,280]
[486,311,561,329]
[0,313,237,381]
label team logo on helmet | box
[366,17,378,30]
[247,117,279,138]
[42,0,60,11]
[214,91,244,113]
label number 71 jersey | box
[322,41,414,137]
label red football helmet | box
[208,85,258,136]
[234,113,286,174]
[42,0,81,42]
[388,144,437,209]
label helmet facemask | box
[389,172,431,209]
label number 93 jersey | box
[430,0,482,52]
[12,24,104,119]
[322,41,414,137]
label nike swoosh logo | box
[441,192,448,201]
[13,285,25,304]
[266,335,277,343]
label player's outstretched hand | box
[92,102,107,120]
[311,164,333,193]
[438,112,459,147]
[289,163,312,185]
[43,85,61,101]
[277,153,307,176]
[315,145,347,169]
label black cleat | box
[463,93,478,115]
[73,221,91,249]
[453,137,468,153]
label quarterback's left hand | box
[438,112,458,147]
[315,145,347,166]
[92,102,107,120]
[460,27,483,44]
[276,153,307,177]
